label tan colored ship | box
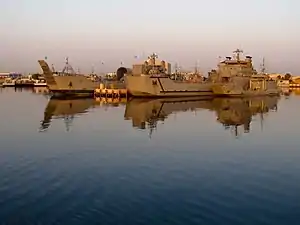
[124,53,212,97]
[209,49,280,96]
[38,60,99,97]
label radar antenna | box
[149,53,158,59]
[233,49,243,61]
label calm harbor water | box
[0,87,299,225]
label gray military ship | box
[124,53,212,97]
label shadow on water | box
[124,96,279,138]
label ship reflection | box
[124,96,279,138]
[212,97,278,137]
[124,97,214,138]
[40,97,127,131]
[40,97,98,132]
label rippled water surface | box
[0,87,300,225]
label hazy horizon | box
[1,0,299,75]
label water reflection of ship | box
[212,97,279,137]
[124,97,213,138]
[124,96,279,138]
[40,98,98,132]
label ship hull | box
[125,75,213,97]
[47,76,99,97]
[50,89,95,98]
[14,83,35,87]
[212,83,280,97]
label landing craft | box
[38,59,99,98]
[124,53,212,97]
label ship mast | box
[62,57,75,75]
[260,57,266,74]
[51,64,56,73]
[194,61,198,74]
[174,62,178,73]
[233,48,243,61]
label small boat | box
[2,78,16,87]
[14,77,35,87]
[33,79,47,86]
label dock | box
[94,83,128,98]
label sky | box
[0,0,299,75]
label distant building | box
[0,72,22,79]
[268,73,283,80]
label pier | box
[94,83,128,98]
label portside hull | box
[129,90,213,97]
[125,75,213,97]
[212,84,280,97]
[47,76,99,97]
[14,83,35,87]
